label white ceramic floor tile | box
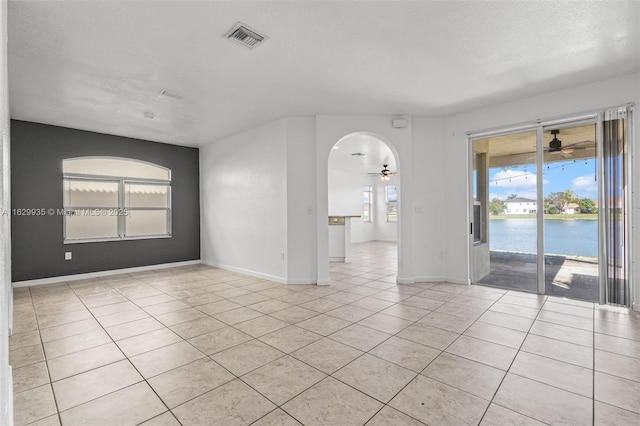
[12,244,640,426]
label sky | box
[487,158,598,201]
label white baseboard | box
[8,365,12,426]
[202,261,321,285]
[286,278,318,285]
[317,279,331,286]
[397,276,462,285]
[396,276,452,285]
[12,260,202,288]
[414,276,446,283]
[351,239,397,244]
[203,260,289,284]
[1,364,12,426]
[445,276,471,285]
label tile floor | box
[9,241,640,425]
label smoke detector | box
[225,22,267,49]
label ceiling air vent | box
[225,22,267,49]
[159,88,184,100]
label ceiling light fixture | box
[368,164,396,180]
[380,164,393,180]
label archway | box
[326,132,401,284]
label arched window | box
[63,157,171,242]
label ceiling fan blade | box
[564,140,595,148]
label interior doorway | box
[469,107,631,306]
[327,133,399,282]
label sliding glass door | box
[471,130,538,293]
[469,106,632,306]
[542,123,598,301]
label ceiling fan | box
[368,164,397,181]
[544,130,595,158]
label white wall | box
[200,119,288,282]
[327,168,363,216]
[285,117,318,284]
[200,114,443,287]
[411,116,447,282]
[440,72,640,308]
[200,116,320,285]
[0,1,12,423]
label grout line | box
[62,283,176,420]
[475,290,542,424]
[593,303,596,426]
[14,245,637,425]
[29,285,64,426]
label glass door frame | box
[467,106,634,306]
[599,107,634,306]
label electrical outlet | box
[65,252,72,261]
[438,251,444,260]
[280,252,285,260]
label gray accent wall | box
[10,120,200,281]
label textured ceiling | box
[7,1,640,147]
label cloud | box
[572,175,597,195]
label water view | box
[490,218,598,257]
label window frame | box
[385,185,398,223]
[363,185,373,222]
[472,151,487,244]
[63,158,172,244]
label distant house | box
[563,202,580,214]
[505,197,537,214]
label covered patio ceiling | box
[474,124,597,169]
